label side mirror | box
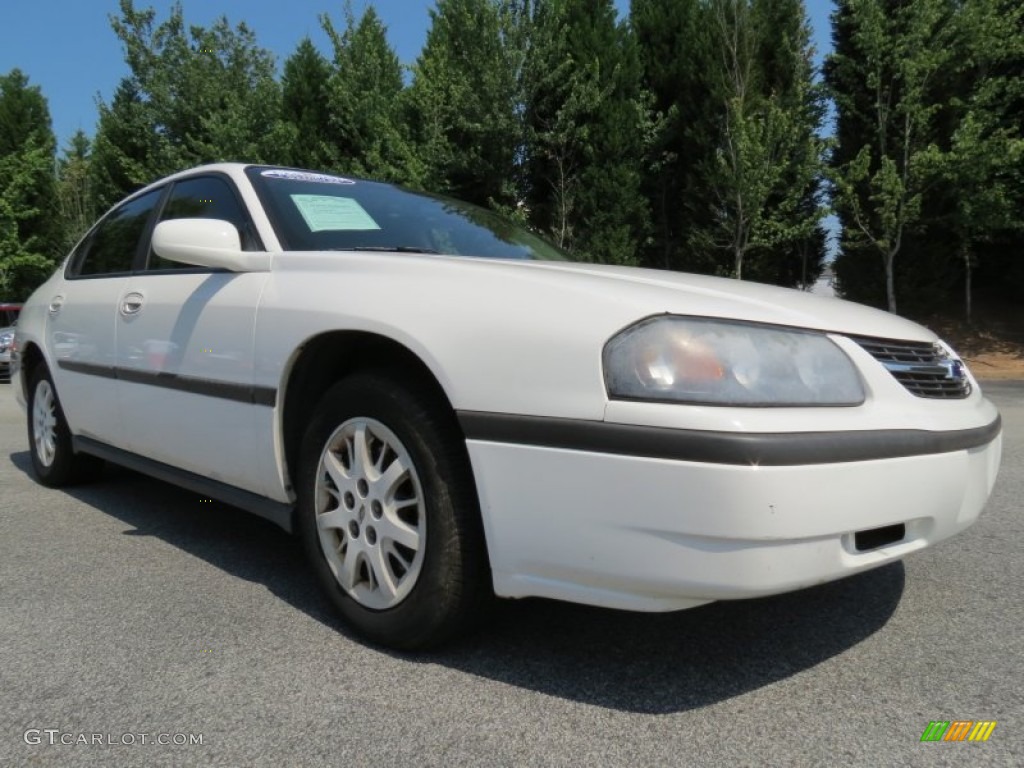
[151,219,271,272]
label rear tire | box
[297,371,490,650]
[27,365,104,487]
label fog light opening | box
[854,523,906,552]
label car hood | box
[278,251,936,344]
[450,258,935,342]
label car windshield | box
[246,166,571,261]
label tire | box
[26,364,104,487]
[297,371,490,650]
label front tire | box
[27,365,103,487]
[297,372,490,650]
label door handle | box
[120,292,145,316]
[48,295,64,314]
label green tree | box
[827,0,955,313]
[91,80,159,211]
[320,4,416,182]
[747,0,828,288]
[634,0,825,284]
[930,0,1024,321]
[633,0,719,273]
[407,0,525,209]
[700,0,825,281]
[0,69,61,300]
[56,130,95,253]
[91,0,289,207]
[526,0,648,264]
[281,37,333,169]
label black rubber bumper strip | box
[457,411,1002,466]
[58,359,276,406]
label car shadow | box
[9,450,905,714]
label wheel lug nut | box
[366,527,377,545]
[357,479,369,497]
[371,500,383,519]
[344,492,355,509]
[348,521,360,538]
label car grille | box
[850,336,971,399]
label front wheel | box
[297,372,490,649]
[27,365,103,486]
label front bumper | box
[464,416,1002,612]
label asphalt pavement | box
[1,380,1021,767]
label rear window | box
[246,166,569,261]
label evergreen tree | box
[56,130,95,253]
[934,0,1024,321]
[746,0,827,288]
[91,0,289,207]
[632,0,720,272]
[526,0,648,264]
[634,0,825,284]
[91,79,159,212]
[826,0,957,313]
[407,0,524,209]
[700,0,825,281]
[281,37,333,169]
[320,4,416,182]
[0,69,61,300]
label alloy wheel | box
[32,379,58,467]
[314,417,426,610]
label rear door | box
[48,188,165,446]
[114,174,271,493]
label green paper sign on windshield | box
[290,194,381,232]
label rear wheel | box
[297,372,490,649]
[27,365,103,486]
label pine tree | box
[320,4,416,182]
[56,130,95,253]
[632,0,720,273]
[526,0,648,264]
[826,0,957,313]
[281,37,333,169]
[91,79,159,212]
[633,0,825,283]
[91,0,289,207]
[746,0,827,288]
[934,0,1024,321]
[0,69,61,300]
[700,0,826,281]
[407,0,524,209]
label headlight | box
[603,317,865,406]
[0,330,14,352]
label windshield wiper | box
[328,246,441,254]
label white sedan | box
[13,164,1002,649]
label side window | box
[74,189,163,277]
[149,176,256,270]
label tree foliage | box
[0,69,61,300]
[56,130,95,254]
[827,0,1024,313]
[526,0,648,264]
[407,0,525,209]
[320,4,417,182]
[90,0,288,210]
[5,0,1021,317]
[281,37,333,170]
[634,0,825,284]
